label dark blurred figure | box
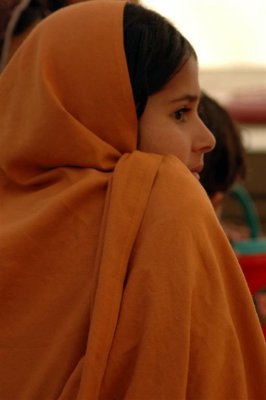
[0,0,84,69]
[0,0,139,69]
[199,92,248,240]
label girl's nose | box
[194,119,216,154]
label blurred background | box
[143,0,266,234]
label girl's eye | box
[174,107,190,122]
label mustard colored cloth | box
[0,2,265,399]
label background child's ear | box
[210,191,224,218]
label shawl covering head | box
[0,2,265,399]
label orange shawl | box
[0,2,265,399]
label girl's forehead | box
[155,57,200,103]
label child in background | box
[199,91,250,240]
[198,92,266,337]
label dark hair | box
[123,3,196,118]
[199,92,246,197]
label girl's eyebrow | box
[170,94,199,103]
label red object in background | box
[225,90,266,124]
[238,254,266,339]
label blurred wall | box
[142,0,266,69]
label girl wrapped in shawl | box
[0,1,265,399]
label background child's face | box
[138,56,215,179]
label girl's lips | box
[190,165,203,180]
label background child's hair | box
[199,92,246,196]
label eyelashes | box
[174,107,190,122]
